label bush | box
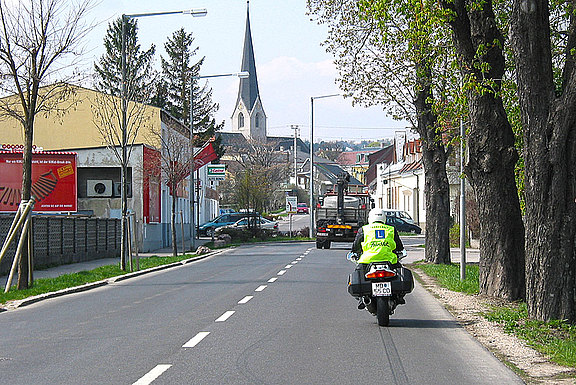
[449,223,470,247]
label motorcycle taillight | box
[366,270,396,279]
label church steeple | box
[238,0,259,112]
[232,0,266,141]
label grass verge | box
[415,261,576,369]
[0,254,196,305]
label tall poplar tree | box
[94,17,156,102]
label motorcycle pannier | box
[347,269,371,296]
[391,267,414,293]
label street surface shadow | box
[386,318,462,329]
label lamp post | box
[120,8,206,269]
[291,125,299,187]
[309,94,339,238]
[189,71,249,250]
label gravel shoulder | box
[413,267,576,385]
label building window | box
[239,112,245,128]
[255,113,260,128]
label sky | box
[84,0,409,142]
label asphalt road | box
[278,213,310,233]
[0,242,522,385]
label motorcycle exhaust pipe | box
[362,296,372,307]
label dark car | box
[198,213,247,236]
[296,203,309,214]
[385,216,422,234]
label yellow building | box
[1,84,163,151]
[0,84,219,251]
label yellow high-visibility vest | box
[359,222,397,264]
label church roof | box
[237,2,260,112]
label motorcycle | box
[346,250,414,326]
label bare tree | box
[225,138,289,215]
[144,114,192,257]
[0,0,94,289]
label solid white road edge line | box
[183,332,210,348]
[277,270,286,276]
[132,364,172,385]
[255,285,267,292]
[238,296,253,304]
[215,311,235,322]
[268,277,278,283]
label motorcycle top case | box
[347,266,414,297]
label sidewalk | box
[404,245,480,264]
[1,238,212,282]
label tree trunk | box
[466,94,525,300]
[511,0,576,321]
[17,118,34,290]
[171,187,178,257]
[441,0,525,300]
[414,61,451,264]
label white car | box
[216,217,279,232]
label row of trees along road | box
[93,17,224,259]
[308,0,575,322]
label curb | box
[1,249,227,311]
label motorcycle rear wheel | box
[376,297,390,326]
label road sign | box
[286,196,297,213]
[207,165,226,181]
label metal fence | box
[0,215,121,276]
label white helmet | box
[368,208,386,224]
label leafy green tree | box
[309,0,454,265]
[437,0,526,301]
[510,0,576,321]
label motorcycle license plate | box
[372,282,392,296]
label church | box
[218,1,363,194]
[219,2,310,165]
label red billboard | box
[0,151,77,212]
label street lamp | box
[189,71,249,250]
[120,8,207,270]
[309,94,339,238]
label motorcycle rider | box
[350,208,406,309]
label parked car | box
[383,209,415,224]
[198,213,248,236]
[385,216,422,234]
[296,203,309,214]
[216,216,279,233]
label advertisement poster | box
[0,151,77,212]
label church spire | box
[238,0,259,112]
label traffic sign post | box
[285,196,297,213]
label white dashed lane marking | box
[215,311,235,322]
[268,277,278,283]
[132,364,172,385]
[238,296,253,304]
[183,332,210,348]
[277,270,286,275]
[255,285,267,292]
[285,265,292,268]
